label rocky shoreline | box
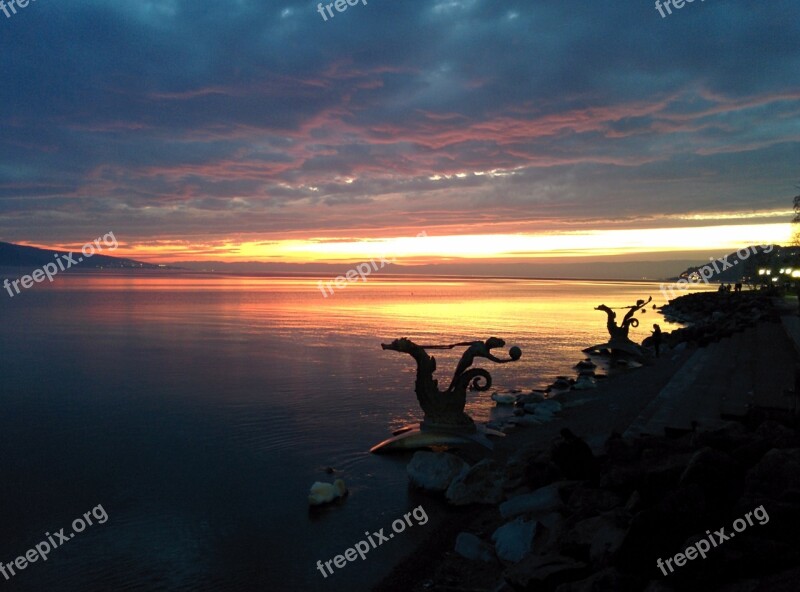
[653,290,781,348]
[373,291,798,592]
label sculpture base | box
[583,337,649,360]
[369,423,505,454]
[420,418,477,434]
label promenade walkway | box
[625,319,798,438]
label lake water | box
[0,273,702,591]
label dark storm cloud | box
[0,0,798,243]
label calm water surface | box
[0,274,700,591]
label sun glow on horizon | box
[99,221,793,264]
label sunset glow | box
[2,1,798,277]
[84,222,790,265]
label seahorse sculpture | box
[588,296,653,358]
[380,337,501,432]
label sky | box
[0,0,798,275]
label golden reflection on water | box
[50,273,713,410]
[52,273,712,338]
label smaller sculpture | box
[586,296,653,359]
[595,296,652,341]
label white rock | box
[537,400,562,414]
[446,459,505,506]
[500,483,564,519]
[454,532,495,563]
[573,376,597,390]
[563,515,627,564]
[492,517,537,563]
[407,451,469,492]
[523,399,562,420]
[491,392,517,405]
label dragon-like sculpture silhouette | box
[380,337,517,432]
[587,296,653,359]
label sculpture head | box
[381,337,414,352]
[485,337,505,349]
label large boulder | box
[533,511,568,555]
[559,513,627,566]
[492,517,538,563]
[537,399,563,415]
[744,448,800,500]
[500,482,565,520]
[454,532,495,563]
[679,447,742,508]
[407,451,469,492]
[446,459,506,506]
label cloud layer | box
[0,0,798,257]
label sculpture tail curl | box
[457,368,492,392]
[628,318,640,328]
